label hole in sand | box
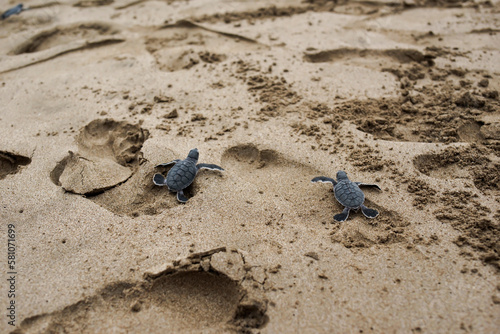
[413,147,488,180]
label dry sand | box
[0,0,499,333]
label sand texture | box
[1,0,499,333]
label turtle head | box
[187,148,199,162]
[336,170,348,181]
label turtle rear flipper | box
[311,176,337,185]
[361,205,378,218]
[176,190,188,203]
[153,173,167,186]
[355,182,381,191]
[197,163,224,171]
[155,159,181,168]
[334,207,350,222]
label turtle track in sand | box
[0,151,31,180]
[222,144,408,249]
[13,248,268,334]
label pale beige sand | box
[1,0,499,333]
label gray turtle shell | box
[334,180,365,208]
[166,160,197,191]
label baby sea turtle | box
[1,4,24,20]
[153,148,224,203]
[312,170,381,222]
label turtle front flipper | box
[355,182,381,191]
[2,4,24,20]
[334,207,350,222]
[155,159,181,168]
[196,163,224,171]
[361,205,378,218]
[153,173,167,186]
[176,190,189,203]
[311,176,337,185]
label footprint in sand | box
[0,151,31,180]
[221,144,325,219]
[303,48,434,66]
[14,249,268,333]
[1,22,123,73]
[145,20,265,72]
[413,146,499,193]
[51,118,148,195]
[9,22,121,55]
[222,144,407,248]
[413,150,472,180]
[50,119,154,211]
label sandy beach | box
[0,0,499,332]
